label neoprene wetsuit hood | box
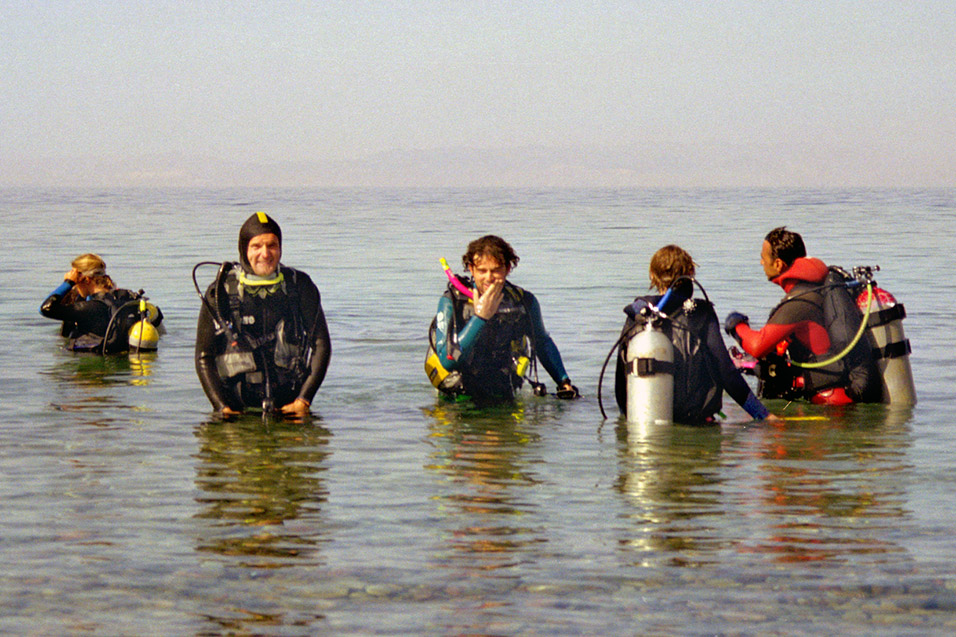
[238,212,282,273]
[772,256,828,293]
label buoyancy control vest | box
[425,277,534,399]
[617,296,723,423]
[758,266,883,402]
[214,264,311,406]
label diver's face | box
[74,273,95,297]
[468,254,509,295]
[247,233,281,276]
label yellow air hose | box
[791,282,873,369]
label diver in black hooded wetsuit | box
[195,212,331,418]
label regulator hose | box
[102,296,147,354]
[790,282,874,369]
[192,261,233,334]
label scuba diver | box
[426,235,579,402]
[610,245,774,424]
[40,253,163,353]
[194,212,332,418]
[725,226,885,405]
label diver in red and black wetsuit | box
[724,226,854,405]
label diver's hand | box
[221,406,241,418]
[64,268,81,284]
[474,281,504,320]
[280,398,311,417]
[724,312,749,340]
[556,380,580,399]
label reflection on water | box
[424,400,548,574]
[193,417,331,568]
[738,404,914,565]
[616,404,915,569]
[127,352,156,386]
[42,351,153,388]
[617,420,727,566]
[39,351,157,427]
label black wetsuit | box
[195,264,331,412]
[40,281,163,353]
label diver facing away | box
[614,245,774,424]
[40,253,163,353]
[195,212,331,418]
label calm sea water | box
[2,187,955,635]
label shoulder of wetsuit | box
[624,295,655,318]
[684,298,715,316]
[770,282,824,318]
[505,282,532,310]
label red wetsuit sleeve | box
[735,318,830,359]
[735,321,795,359]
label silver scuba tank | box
[626,316,674,427]
[859,286,916,405]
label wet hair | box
[462,235,520,271]
[764,226,806,268]
[648,245,695,294]
[238,212,283,272]
[70,253,114,295]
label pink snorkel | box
[440,257,474,299]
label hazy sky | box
[3,1,954,187]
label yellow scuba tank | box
[128,298,160,351]
[143,301,160,323]
[425,317,464,395]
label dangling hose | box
[192,261,232,333]
[597,331,630,419]
[790,282,874,369]
[102,296,146,355]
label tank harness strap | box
[864,303,908,360]
[872,339,911,361]
[867,303,906,327]
[629,357,675,377]
[225,273,243,328]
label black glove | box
[556,380,580,400]
[724,312,749,340]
